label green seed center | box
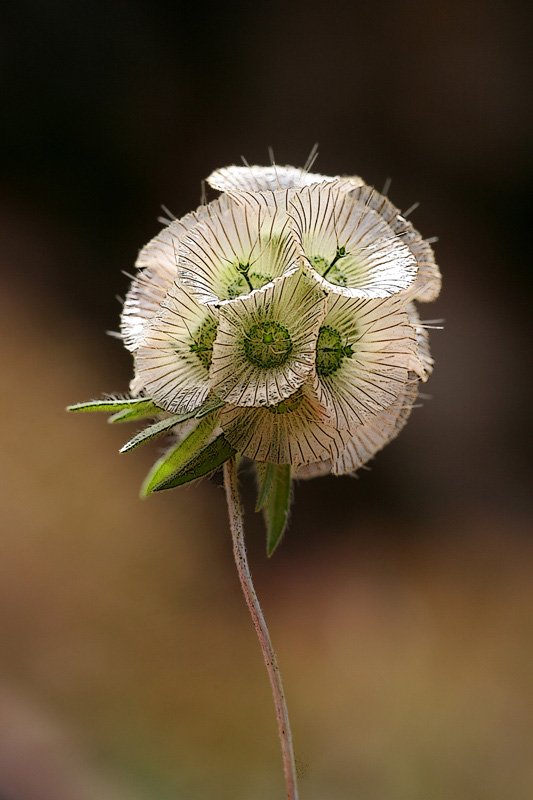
[244,321,293,369]
[227,271,273,299]
[316,325,354,377]
[267,388,303,414]
[309,254,348,288]
[190,317,218,370]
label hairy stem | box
[223,458,298,800]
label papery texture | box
[211,268,327,407]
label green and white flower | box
[296,375,419,478]
[210,267,327,407]
[132,280,218,413]
[346,183,441,303]
[177,190,298,305]
[289,183,419,299]
[220,383,351,466]
[74,160,441,547]
[121,194,235,351]
[71,159,443,800]
[312,293,419,429]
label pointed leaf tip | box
[151,432,236,493]
[120,414,192,453]
[259,463,292,556]
[67,397,156,414]
[107,402,161,424]
[140,415,219,496]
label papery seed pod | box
[311,294,420,429]
[220,383,352,466]
[295,374,419,479]
[289,183,419,299]
[346,183,441,303]
[210,267,327,407]
[132,281,218,413]
[177,190,299,305]
[121,193,237,351]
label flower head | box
[70,159,441,552]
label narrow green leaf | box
[67,397,154,413]
[141,416,218,496]
[153,434,236,492]
[195,396,225,418]
[263,464,292,556]
[107,402,161,423]
[255,461,276,512]
[120,413,196,453]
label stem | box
[322,246,345,279]
[223,458,299,800]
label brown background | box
[1,1,532,798]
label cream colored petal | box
[220,384,351,466]
[121,194,235,351]
[206,164,362,193]
[132,282,218,413]
[177,191,299,305]
[296,375,419,479]
[210,268,327,406]
[289,184,418,299]
[406,302,434,381]
[293,459,334,480]
[313,294,418,429]
[332,376,419,474]
[347,184,441,302]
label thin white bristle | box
[402,201,419,218]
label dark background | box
[1,2,532,799]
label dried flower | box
[290,183,419,299]
[211,267,327,407]
[70,162,441,548]
[131,280,217,412]
[69,159,442,799]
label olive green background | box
[1,1,531,798]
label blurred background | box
[1,1,532,798]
